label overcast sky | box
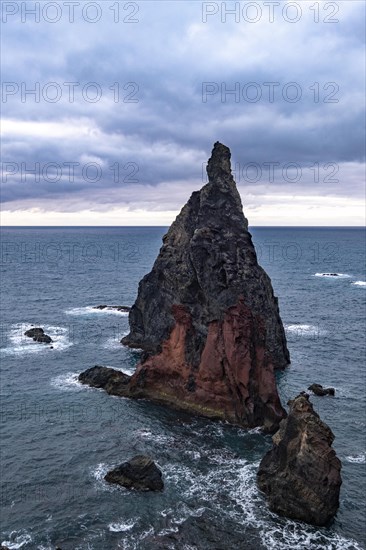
[1,0,365,226]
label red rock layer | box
[129,299,286,431]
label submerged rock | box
[308,383,335,396]
[257,393,342,526]
[24,327,53,344]
[82,142,290,432]
[141,509,265,549]
[104,455,163,491]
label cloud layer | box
[1,1,365,225]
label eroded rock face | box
[81,142,289,431]
[257,393,342,526]
[104,455,164,491]
[123,143,289,370]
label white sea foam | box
[352,281,366,287]
[1,531,32,549]
[260,521,365,550]
[346,453,366,464]
[108,519,137,532]
[50,372,84,392]
[113,436,363,550]
[91,462,122,494]
[314,273,351,278]
[135,429,176,446]
[0,324,72,356]
[101,336,124,350]
[92,462,109,482]
[184,450,201,461]
[285,324,327,337]
[65,306,129,317]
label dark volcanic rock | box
[81,142,290,432]
[308,383,335,396]
[24,327,44,338]
[93,304,131,312]
[104,455,163,491]
[257,393,342,526]
[141,509,265,550]
[24,327,53,344]
[78,366,132,396]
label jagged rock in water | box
[308,383,335,396]
[78,366,131,395]
[104,455,163,491]
[24,327,53,344]
[257,393,342,526]
[82,142,290,432]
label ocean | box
[0,226,365,550]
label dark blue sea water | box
[0,226,365,550]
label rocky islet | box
[83,142,290,432]
[78,142,342,527]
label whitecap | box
[102,335,126,350]
[108,519,136,532]
[260,521,365,550]
[285,324,327,337]
[92,462,109,481]
[65,306,129,317]
[0,324,72,355]
[345,453,366,464]
[1,531,32,549]
[314,273,351,278]
[50,372,84,392]
[184,450,201,461]
[135,429,175,445]
[352,281,366,287]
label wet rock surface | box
[308,383,335,396]
[257,393,342,526]
[78,366,131,396]
[104,455,164,491]
[24,327,53,344]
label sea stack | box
[257,393,342,525]
[118,141,290,431]
[80,143,289,430]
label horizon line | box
[1,225,365,229]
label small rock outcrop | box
[78,366,131,395]
[93,305,131,312]
[24,327,52,344]
[104,455,164,491]
[81,142,290,432]
[308,383,335,396]
[257,393,342,526]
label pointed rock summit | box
[80,142,290,431]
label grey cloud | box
[1,0,365,215]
